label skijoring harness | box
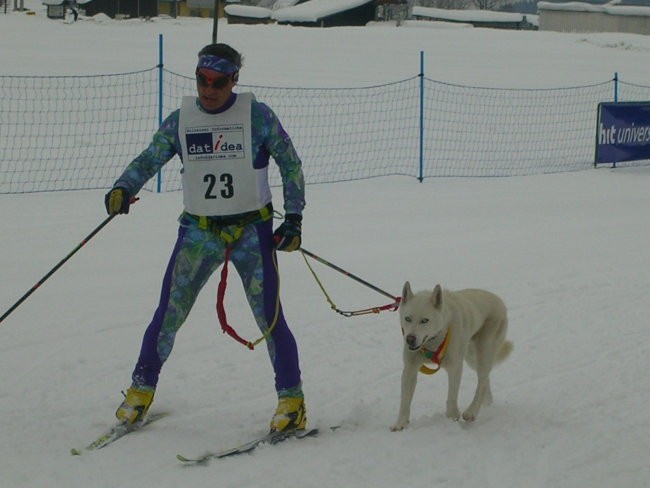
[182,203,278,350]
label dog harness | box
[419,329,451,375]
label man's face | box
[196,68,236,111]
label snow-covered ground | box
[1,4,650,488]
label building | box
[538,1,650,34]
[411,6,538,30]
[225,0,375,26]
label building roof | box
[413,6,533,22]
[537,0,650,15]
[224,4,273,18]
[537,0,650,5]
[271,0,373,22]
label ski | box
[71,412,167,455]
[177,427,319,464]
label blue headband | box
[197,55,239,75]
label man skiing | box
[104,42,307,434]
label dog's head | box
[399,281,446,351]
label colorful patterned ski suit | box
[112,94,305,397]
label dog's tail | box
[495,340,514,364]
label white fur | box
[391,282,513,431]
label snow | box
[400,18,475,28]
[271,0,373,22]
[272,0,301,9]
[412,6,534,22]
[538,1,650,16]
[2,3,650,488]
[225,4,273,19]
[225,0,373,22]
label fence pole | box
[418,50,424,183]
[156,33,164,193]
[212,0,220,43]
[613,72,619,169]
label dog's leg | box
[391,362,419,431]
[463,374,488,421]
[445,362,463,420]
[467,317,511,419]
[483,376,493,405]
[463,337,495,421]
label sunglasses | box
[195,70,232,89]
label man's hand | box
[273,214,302,252]
[104,187,132,216]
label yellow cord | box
[301,250,339,312]
[248,249,282,349]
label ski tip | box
[145,412,169,423]
[70,448,82,456]
[298,427,320,437]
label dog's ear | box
[432,284,443,309]
[401,281,413,304]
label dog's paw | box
[390,421,408,432]
[462,402,481,422]
[462,411,477,422]
[445,408,461,421]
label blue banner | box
[596,101,650,164]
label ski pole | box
[299,248,398,301]
[0,201,134,326]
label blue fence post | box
[612,72,619,169]
[418,50,424,183]
[156,33,164,193]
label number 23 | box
[204,173,234,199]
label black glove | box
[273,214,302,252]
[104,187,131,216]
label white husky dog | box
[391,282,513,431]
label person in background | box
[104,42,307,434]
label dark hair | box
[198,43,243,70]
